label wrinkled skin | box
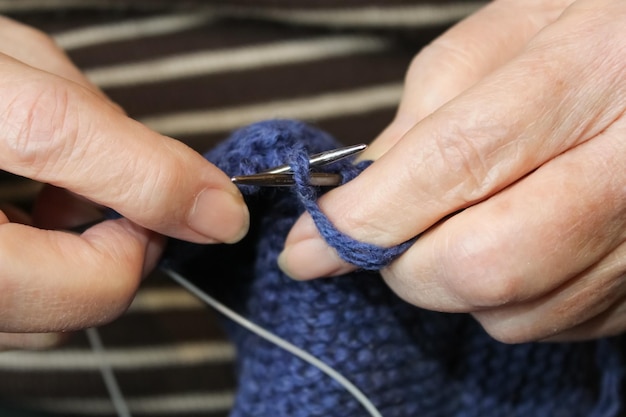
[0,17,249,349]
[281,0,626,343]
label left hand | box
[0,17,249,350]
[279,0,626,343]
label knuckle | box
[402,40,480,119]
[0,81,79,177]
[421,39,475,74]
[431,121,496,204]
[340,207,387,243]
[120,152,188,225]
[439,229,523,309]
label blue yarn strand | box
[286,145,414,271]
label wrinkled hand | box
[280,0,626,343]
[0,17,249,349]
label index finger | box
[0,56,249,244]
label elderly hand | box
[0,17,249,349]
[279,0,626,343]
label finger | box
[544,293,626,343]
[364,0,573,160]
[0,57,249,244]
[279,213,355,279]
[0,218,160,332]
[280,1,626,279]
[0,16,109,100]
[474,241,626,343]
[383,118,626,331]
[30,187,166,274]
[31,186,167,268]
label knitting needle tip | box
[231,172,342,187]
[230,143,366,187]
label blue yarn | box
[285,146,414,270]
[164,119,625,417]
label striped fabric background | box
[0,2,483,416]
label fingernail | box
[142,233,166,278]
[278,237,354,280]
[188,188,249,243]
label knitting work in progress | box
[164,120,625,417]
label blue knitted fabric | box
[164,120,625,417]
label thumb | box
[0,56,249,243]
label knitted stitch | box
[164,119,625,417]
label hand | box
[279,0,626,343]
[0,17,249,349]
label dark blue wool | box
[285,146,414,270]
[164,120,625,417]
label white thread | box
[163,268,383,417]
[86,328,132,417]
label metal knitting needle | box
[231,143,367,187]
[231,172,343,187]
[263,143,367,174]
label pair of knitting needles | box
[230,143,367,187]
